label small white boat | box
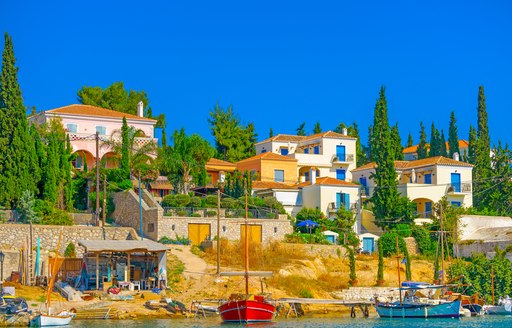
[484,296,512,315]
[31,311,75,327]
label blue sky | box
[1,1,511,147]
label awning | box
[78,240,168,253]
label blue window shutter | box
[424,174,432,184]
[336,193,342,209]
[336,145,346,161]
[451,173,461,192]
[344,193,350,210]
[314,146,319,154]
[336,169,346,181]
[280,148,288,155]
[304,148,309,154]
[304,171,310,181]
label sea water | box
[70,316,512,327]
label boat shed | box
[78,240,168,291]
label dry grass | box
[200,240,436,298]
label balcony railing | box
[328,202,357,213]
[331,154,354,163]
[67,132,157,145]
[446,182,472,193]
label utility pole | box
[440,203,445,285]
[95,131,100,226]
[139,174,144,240]
[216,189,221,275]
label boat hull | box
[375,300,461,318]
[31,313,74,327]
[484,305,512,315]
[462,303,483,316]
[219,299,275,323]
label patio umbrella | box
[297,220,319,243]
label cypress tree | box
[377,238,384,286]
[474,86,492,209]
[429,123,441,157]
[269,127,274,138]
[0,33,39,208]
[407,133,414,148]
[440,130,448,158]
[313,122,322,134]
[390,123,404,160]
[417,122,428,160]
[161,127,167,149]
[448,111,460,159]
[370,86,399,228]
[350,123,368,166]
[120,116,130,179]
[467,125,477,164]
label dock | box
[277,298,373,318]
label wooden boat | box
[375,298,461,318]
[31,229,75,327]
[218,194,276,323]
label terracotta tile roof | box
[352,156,473,172]
[206,158,237,171]
[297,176,359,188]
[301,131,356,141]
[403,140,469,154]
[256,130,356,145]
[252,181,296,189]
[237,152,297,164]
[44,104,157,122]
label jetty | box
[277,298,373,318]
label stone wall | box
[279,243,348,258]
[159,216,293,243]
[112,189,163,241]
[70,213,95,225]
[403,237,418,256]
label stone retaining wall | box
[332,287,400,301]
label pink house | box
[29,103,158,169]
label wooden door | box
[188,223,211,245]
[240,224,262,244]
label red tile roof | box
[403,140,469,154]
[297,176,359,187]
[352,156,473,172]
[237,152,297,164]
[301,131,356,141]
[43,104,157,122]
[256,130,356,145]
[252,181,296,189]
[206,158,237,170]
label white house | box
[252,181,303,217]
[351,156,473,218]
[255,131,358,183]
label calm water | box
[70,316,512,327]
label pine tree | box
[369,87,399,228]
[390,123,403,160]
[313,122,322,134]
[448,111,460,159]
[474,86,492,210]
[161,127,167,149]
[467,125,477,164]
[417,122,428,160]
[440,130,448,157]
[0,33,39,208]
[407,133,414,148]
[296,122,306,136]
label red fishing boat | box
[218,194,276,323]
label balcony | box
[446,182,472,194]
[328,202,357,213]
[331,154,354,164]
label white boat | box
[31,310,75,327]
[484,296,512,315]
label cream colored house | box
[29,103,158,169]
[351,156,473,218]
[255,130,357,183]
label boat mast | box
[396,235,402,305]
[245,191,249,296]
[491,265,495,305]
[440,203,445,285]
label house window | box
[96,125,107,135]
[280,148,289,156]
[304,148,309,154]
[304,171,310,182]
[313,146,320,154]
[424,174,432,184]
[316,170,320,178]
[261,149,267,153]
[425,202,432,216]
[274,170,284,182]
[451,173,461,192]
[336,145,346,161]
[336,169,346,181]
[147,223,155,233]
[336,193,350,210]
[72,155,83,169]
[66,123,78,133]
[451,201,462,207]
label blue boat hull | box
[376,299,461,318]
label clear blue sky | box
[1,0,511,147]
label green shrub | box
[412,225,436,257]
[221,198,237,209]
[117,179,133,190]
[64,242,76,258]
[189,196,202,208]
[162,194,177,207]
[393,224,412,238]
[175,194,191,207]
[206,210,217,217]
[205,195,218,207]
[190,213,202,217]
[299,288,313,298]
[378,232,406,257]
[158,235,190,245]
[176,210,188,217]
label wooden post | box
[216,189,221,275]
[396,235,402,305]
[245,192,249,295]
[491,265,495,305]
[95,252,99,290]
[127,253,131,281]
[102,173,107,226]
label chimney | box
[453,152,460,161]
[342,127,348,135]
[310,168,317,185]
[137,101,144,117]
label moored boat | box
[219,294,275,323]
[375,299,461,318]
[30,310,75,327]
[484,296,512,315]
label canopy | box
[297,220,318,227]
[78,240,168,253]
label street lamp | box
[0,250,5,282]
